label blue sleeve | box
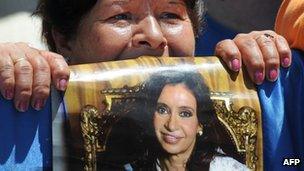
[258,50,304,171]
[0,97,52,170]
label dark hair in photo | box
[99,70,238,170]
[130,70,224,170]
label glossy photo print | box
[52,57,263,171]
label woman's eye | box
[160,12,181,20]
[107,13,133,27]
[179,111,192,118]
[110,13,132,21]
[156,106,168,115]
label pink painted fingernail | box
[5,89,13,100]
[18,101,28,112]
[231,59,240,71]
[34,99,44,111]
[254,71,264,84]
[269,69,278,81]
[59,79,67,91]
[282,57,290,67]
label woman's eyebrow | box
[111,0,130,6]
[179,106,195,112]
[156,102,168,107]
[168,0,186,6]
[156,102,170,109]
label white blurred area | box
[0,0,47,50]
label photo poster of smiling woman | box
[51,56,263,171]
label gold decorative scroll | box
[212,96,258,170]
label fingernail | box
[231,59,240,71]
[18,101,28,112]
[58,79,67,91]
[34,99,45,111]
[282,57,290,67]
[269,69,278,81]
[5,89,13,100]
[254,71,264,84]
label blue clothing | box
[0,98,52,170]
[258,50,304,171]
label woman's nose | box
[165,114,178,131]
[132,16,167,50]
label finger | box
[275,35,292,67]
[251,30,291,68]
[30,55,50,111]
[10,47,33,112]
[234,35,265,85]
[249,30,277,39]
[215,39,242,72]
[0,44,15,100]
[256,35,280,82]
[40,51,70,91]
[17,43,51,110]
[20,46,51,111]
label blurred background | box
[0,0,46,49]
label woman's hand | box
[215,30,291,84]
[0,42,69,112]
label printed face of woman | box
[65,0,195,64]
[153,84,202,155]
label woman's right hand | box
[0,42,70,112]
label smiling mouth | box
[162,133,182,144]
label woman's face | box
[153,83,202,155]
[64,0,195,64]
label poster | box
[52,56,262,170]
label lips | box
[162,133,182,144]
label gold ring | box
[13,57,27,65]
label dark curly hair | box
[33,0,206,52]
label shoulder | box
[209,156,250,171]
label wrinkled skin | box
[0,0,291,112]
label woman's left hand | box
[215,30,291,85]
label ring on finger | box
[264,33,274,39]
[13,57,27,65]
[255,33,275,41]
